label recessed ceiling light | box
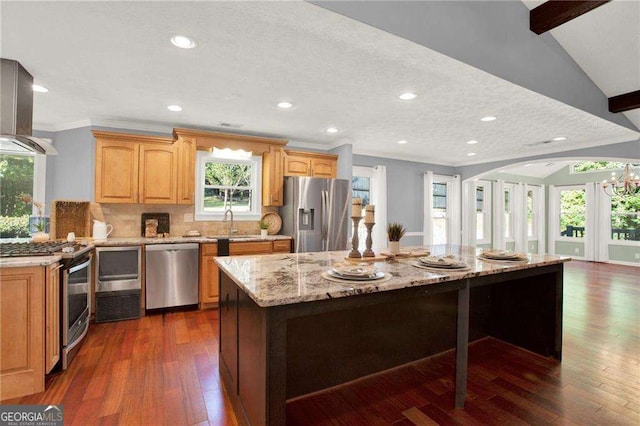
[32,84,48,93]
[553,136,567,141]
[467,152,477,156]
[397,140,408,144]
[277,101,293,109]
[480,116,496,122]
[399,92,417,100]
[466,140,478,145]
[167,105,182,112]
[171,35,196,49]
[524,163,533,167]
[326,127,339,134]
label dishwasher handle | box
[145,243,199,252]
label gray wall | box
[312,0,635,131]
[35,127,95,210]
[353,154,455,245]
[329,143,353,181]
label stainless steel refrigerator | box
[280,176,350,253]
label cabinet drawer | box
[272,240,292,253]
[201,243,218,256]
[230,241,272,255]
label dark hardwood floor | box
[4,261,639,425]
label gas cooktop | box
[0,241,84,258]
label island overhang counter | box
[215,246,569,426]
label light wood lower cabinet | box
[199,240,292,308]
[0,266,45,401]
[200,243,219,305]
[45,263,62,374]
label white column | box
[492,180,505,250]
[461,180,475,246]
[423,172,433,245]
[548,185,557,255]
[449,175,462,246]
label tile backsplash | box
[92,204,278,237]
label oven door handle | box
[68,258,91,275]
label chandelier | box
[602,164,640,197]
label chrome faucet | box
[223,208,236,236]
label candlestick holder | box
[363,222,375,257]
[349,216,362,258]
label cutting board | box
[141,213,170,236]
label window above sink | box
[194,151,262,221]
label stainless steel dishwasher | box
[145,243,199,309]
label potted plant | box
[258,219,269,237]
[386,222,407,254]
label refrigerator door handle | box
[321,190,329,250]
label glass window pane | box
[610,193,640,241]
[433,183,447,196]
[527,190,534,238]
[476,187,484,211]
[205,162,252,186]
[0,153,35,238]
[559,189,586,238]
[352,176,371,207]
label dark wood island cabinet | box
[216,246,568,425]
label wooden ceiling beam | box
[530,0,611,34]
[609,90,640,113]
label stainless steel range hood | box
[1,58,57,155]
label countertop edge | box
[0,255,63,268]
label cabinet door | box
[45,263,61,374]
[262,146,284,206]
[139,143,178,204]
[177,136,196,205]
[0,267,45,400]
[199,244,219,304]
[311,158,337,178]
[284,155,311,176]
[219,273,239,394]
[95,140,139,203]
[272,239,292,253]
[230,241,273,255]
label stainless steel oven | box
[62,254,91,369]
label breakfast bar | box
[216,246,569,426]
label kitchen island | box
[216,246,569,426]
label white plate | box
[418,256,467,269]
[327,270,386,281]
[332,265,377,278]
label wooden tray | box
[344,250,431,263]
[50,200,91,239]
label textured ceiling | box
[1,1,638,166]
[522,0,640,130]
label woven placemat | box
[411,261,471,273]
[321,271,392,284]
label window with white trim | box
[503,184,514,241]
[195,151,262,221]
[475,181,491,244]
[558,187,586,239]
[0,151,47,237]
[610,193,639,242]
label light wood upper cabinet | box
[262,146,284,206]
[139,143,178,204]
[95,139,140,203]
[284,150,338,178]
[45,263,61,374]
[0,266,45,401]
[176,136,196,204]
[93,131,191,204]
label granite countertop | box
[92,235,292,246]
[0,255,62,268]
[216,245,571,308]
